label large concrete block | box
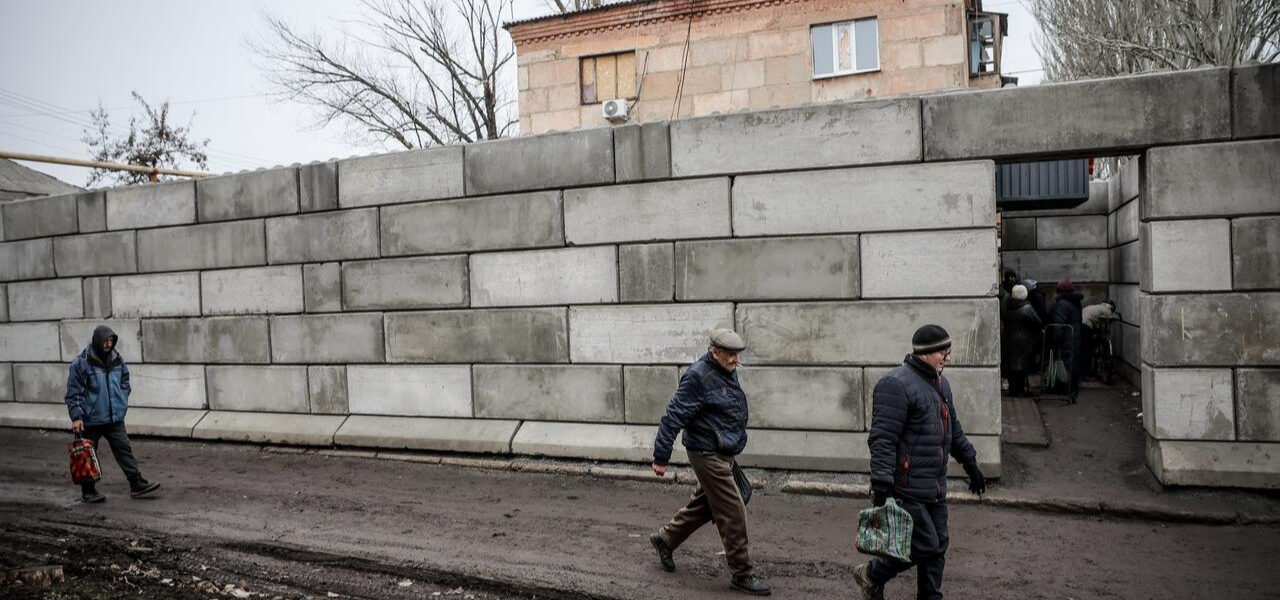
[141,317,271,364]
[347,365,472,417]
[1145,367,1235,440]
[343,256,468,310]
[202,265,304,315]
[1232,217,1280,290]
[81,278,112,320]
[923,68,1229,160]
[671,99,922,176]
[13,363,69,403]
[0,402,67,429]
[303,263,341,313]
[623,366,679,424]
[338,147,464,207]
[299,161,338,212]
[0,363,12,401]
[0,322,61,362]
[266,209,379,264]
[8,279,83,322]
[865,367,1001,436]
[739,299,999,366]
[675,236,859,301]
[59,319,141,362]
[1146,139,1280,219]
[1145,219,1232,292]
[564,179,730,245]
[111,272,200,317]
[474,365,623,422]
[137,220,266,272]
[207,365,309,413]
[1119,156,1140,206]
[1233,63,1280,139]
[620,243,674,303]
[386,308,568,363]
[77,191,107,233]
[1110,241,1141,285]
[1108,283,1141,327]
[127,364,206,409]
[193,411,346,446]
[124,407,207,437]
[737,429,871,471]
[471,247,617,307]
[1144,293,1280,366]
[2,193,77,240]
[1237,369,1280,442]
[0,239,55,281]
[1115,199,1139,247]
[335,415,520,454]
[271,313,385,363]
[53,231,137,277]
[465,128,614,195]
[614,122,671,183]
[1001,249,1108,283]
[511,422,688,464]
[381,192,563,256]
[569,304,734,364]
[308,366,348,415]
[106,180,196,230]
[1001,218,1035,251]
[863,230,996,298]
[196,168,299,222]
[0,284,6,322]
[1147,437,1280,489]
[739,367,863,431]
[1035,216,1108,250]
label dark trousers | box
[868,499,949,600]
[81,421,142,490]
[658,451,752,576]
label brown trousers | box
[658,451,752,576]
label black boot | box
[81,482,105,503]
[129,478,160,498]
[730,574,771,596]
[650,532,675,572]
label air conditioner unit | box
[602,99,629,123]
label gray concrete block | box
[339,147,464,207]
[0,239,55,281]
[614,122,671,183]
[1147,437,1280,488]
[299,161,338,212]
[865,366,1001,435]
[303,263,341,313]
[1108,283,1141,327]
[141,317,271,364]
[1001,249,1108,284]
[137,220,266,272]
[1118,322,1141,372]
[474,365,623,422]
[511,422,688,464]
[923,68,1229,160]
[14,363,68,403]
[1232,217,1280,290]
[53,231,137,277]
[193,411,346,446]
[271,313,385,364]
[1113,198,1139,246]
[106,180,196,230]
[465,128,614,196]
[0,402,67,429]
[620,243,674,303]
[1236,369,1280,442]
[0,322,61,362]
[124,407,207,438]
[737,429,870,471]
[569,304,734,364]
[207,365,309,413]
[1146,219,1232,292]
[1146,139,1280,219]
[347,365,471,417]
[1001,218,1035,251]
[1145,367,1235,440]
[1110,241,1141,285]
[1120,156,1140,206]
[1144,293,1280,366]
[564,179,730,245]
[863,230,997,298]
[623,366,678,424]
[381,192,563,256]
[335,415,519,454]
[1,193,78,240]
[111,272,200,317]
[0,363,12,402]
[671,99,921,176]
[197,168,299,222]
[675,236,859,301]
[308,366,348,415]
[1036,216,1108,250]
[1233,63,1280,139]
[8,279,82,322]
[59,319,141,362]
[739,299,999,366]
[385,308,568,363]
[127,364,206,409]
[77,191,107,233]
[266,209,378,264]
[343,256,468,310]
[202,265,304,315]
[0,284,6,322]
[471,247,616,307]
[739,367,863,431]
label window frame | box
[811,17,881,80]
[968,11,1004,77]
[579,51,638,105]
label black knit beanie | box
[912,324,951,354]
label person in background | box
[1081,300,1118,379]
[1023,278,1050,325]
[1052,280,1085,400]
[1002,285,1042,396]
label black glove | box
[964,462,986,496]
[871,482,891,507]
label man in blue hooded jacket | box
[65,325,160,502]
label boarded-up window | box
[580,51,637,104]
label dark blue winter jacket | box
[65,326,131,426]
[653,353,749,466]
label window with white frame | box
[811,18,879,78]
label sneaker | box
[129,479,161,498]
[650,532,675,572]
[730,574,771,596]
[81,489,106,503]
[853,563,884,600]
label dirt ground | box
[3,427,1279,600]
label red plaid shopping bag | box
[69,433,101,485]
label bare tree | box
[81,92,210,186]
[547,0,602,13]
[251,0,517,149]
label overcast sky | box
[0,0,1044,188]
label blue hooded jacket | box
[65,325,131,425]
[653,353,749,466]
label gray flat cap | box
[709,328,746,351]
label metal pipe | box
[0,150,212,179]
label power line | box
[0,92,273,120]
[0,130,86,156]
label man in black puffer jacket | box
[854,325,985,600]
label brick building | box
[507,0,1011,134]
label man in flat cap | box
[854,324,985,600]
[649,328,771,596]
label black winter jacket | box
[868,356,978,503]
[1052,292,1084,376]
[653,353,749,466]
[1002,299,1043,374]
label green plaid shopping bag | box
[855,497,913,562]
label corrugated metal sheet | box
[996,159,1089,210]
